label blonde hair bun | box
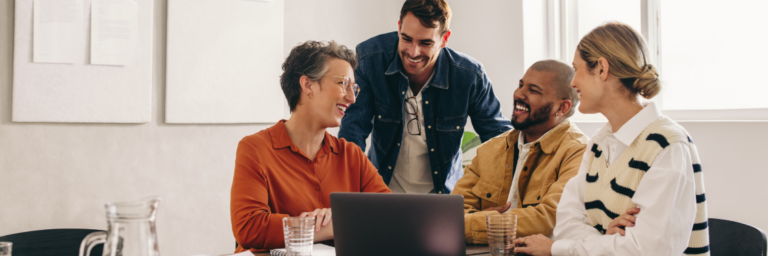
[578,22,661,99]
[634,64,660,99]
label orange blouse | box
[231,120,391,252]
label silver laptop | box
[330,192,467,256]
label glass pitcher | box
[80,196,161,256]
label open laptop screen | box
[330,192,466,256]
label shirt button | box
[425,101,429,104]
[430,148,434,152]
[315,185,320,191]
[506,164,510,168]
[486,193,491,198]
[388,166,392,169]
[438,191,443,194]
[378,115,382,119]
[537,196,541,200]
[397,143,401,146]
[456,126,460,130]
[427,125,431,129]
[402,91,405,95]
[523,166,528,171]
[307,159,311,163]
[513,195,518,199]
[433,171,438,175]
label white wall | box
[1,1,767,255]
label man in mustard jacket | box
[451,59,589,243]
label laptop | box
[330,192,468,256]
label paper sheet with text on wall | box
[33,0,83,64]
[90,0,138,66]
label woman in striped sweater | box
[514,22,709,256]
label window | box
[660,1,768,111]
[544,0,768,121]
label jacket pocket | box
[470,180,502,207]
[436,114,467,164]
[372,100,401,153]
[521,186,543,207]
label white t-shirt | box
[389,73,435,194]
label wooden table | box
[251,244,492,255]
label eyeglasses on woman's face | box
[331,76,360,99]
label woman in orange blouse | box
[230,41,391,253]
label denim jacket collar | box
[384,48,450,90]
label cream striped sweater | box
[584,117,710,256]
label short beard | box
[512,102,553,131]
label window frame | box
[547,0,768,121]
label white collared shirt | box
[504,129,552,212]
[551,102,698,256]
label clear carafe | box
[80,196,161,256]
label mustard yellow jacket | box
[451,120,588,244]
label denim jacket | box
[338,32,512,193]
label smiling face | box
[570,50,605,114]
[513,69,559,131]
[305,58,356,128]
[397,12,448,78]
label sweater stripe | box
[591,144,603,158]
[693,164,702,173]
[586,172,599,182]
[692,221,708,231]
[610,178,635,198]
[646,133,670,148]
[696,193,706,204]
[628,158,650,172]
[585,200,620,219]
[593,224,606,234]
[684,246,710,254]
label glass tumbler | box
[486,214,517,256]
[283,217,315,256]
[0,242,11,256]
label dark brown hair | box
[399,0,452,35]
[280,40,357,112]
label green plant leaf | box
[461,131,477,147]
[461,131,481,153]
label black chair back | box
[0,229,105,256]
[710,218,767,256]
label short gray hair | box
[529,59,578,117]
[280,40,357,112]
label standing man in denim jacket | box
[338,0,512,194]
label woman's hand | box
[513,234,553,256]
[606,207,640,236]
[299,208,332,232]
